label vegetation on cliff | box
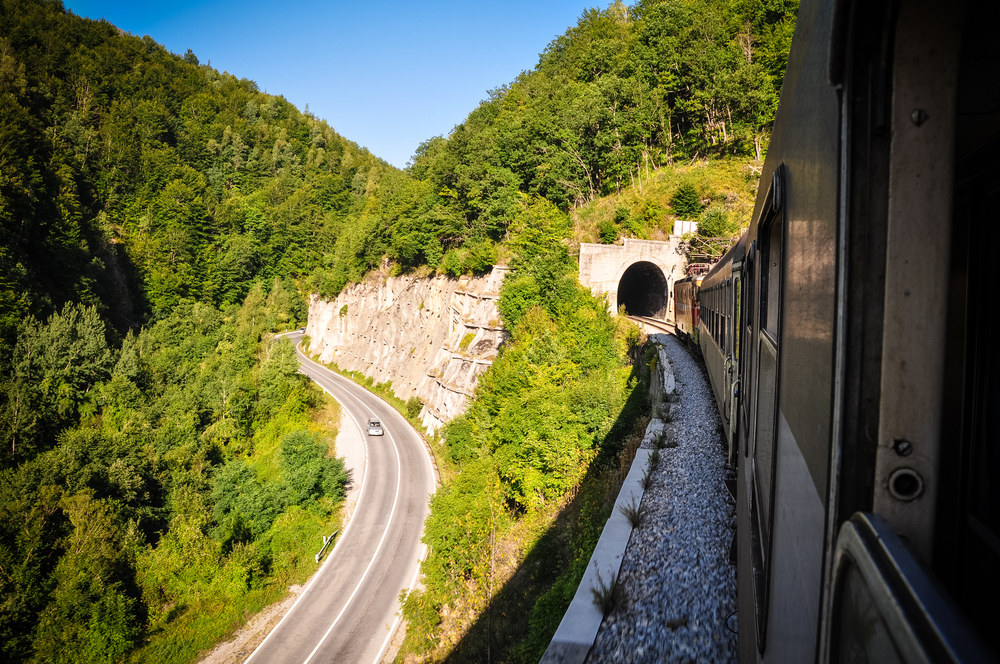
[399,197,649,663]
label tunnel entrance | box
[617,261,669,318]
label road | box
[246,332,436,664]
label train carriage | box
[698,236,747,468]
[673,275,702,345]
[694,0,1000,661]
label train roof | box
[700,232,748,289]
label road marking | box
[300,391,403,664]
[294,342,437,662]
[372,543,429,664]
[244,366,372,664]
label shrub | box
[597,219,618,244]
[699,207,740,237]
[406,396,423,419]
[670,183,703,218]
[339,304,348,317]
[279,430,349,505]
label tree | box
[0,303,113,465]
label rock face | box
[305,267,508,433]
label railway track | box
[628,315,676,335]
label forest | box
[0,0,795,661]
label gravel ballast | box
[586,333,737,664]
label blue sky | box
[62,0,596,168]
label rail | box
[627,315,676,335]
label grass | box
[641,466,655,491]
[591,566,626,616]
[618,494,645,528]
[569,156,760,251]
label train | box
[674,0,1000,661]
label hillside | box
[0,0,795,662]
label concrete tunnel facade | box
[577,238,689,321]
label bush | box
[698,208,741,238]
[597,219,618,244]
[279,430,348,505]
[670,183,703,218]
[406,396,423,419]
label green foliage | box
[698,207,741,237]
[0,303,114,465]
[597,218,619,244]
[405,396,423,419]
[459,332,476,352]
[669,183,704,218]
[0,288,345,663]
[339,304,348,317]
[279,430,348,506]
[400,199,650,661]
[496,197,579,328]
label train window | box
[742,245,756,458]
[751,208,783,649]
[761,218,782,338]
[734,275,741,362]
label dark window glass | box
[756,337,778,538]
[834,564,905,664]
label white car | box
[367,419,384,436]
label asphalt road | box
[246,332,436,664]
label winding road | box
[246,332,436,664]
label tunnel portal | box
[617,261,669,318]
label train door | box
[934,0,1000,648]
[740,245,756,459]
[819,0,997,660]
[728,272,742,465]
[749,200,783,650]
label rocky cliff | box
[304,267,508,433]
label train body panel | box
[673,276,701,344]
[690,0,1000,660]
[699,236,746,465]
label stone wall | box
[304,267,508,433]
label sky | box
[62,0,597,169]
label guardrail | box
[315,529,339,563]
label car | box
[298,327,305,333]
[366,419,383,436]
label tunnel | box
[617,261,669,318]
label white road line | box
[295,343,437,662]
[372,543,428,664]
[244,367,372,664]
[300,408,403,664]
